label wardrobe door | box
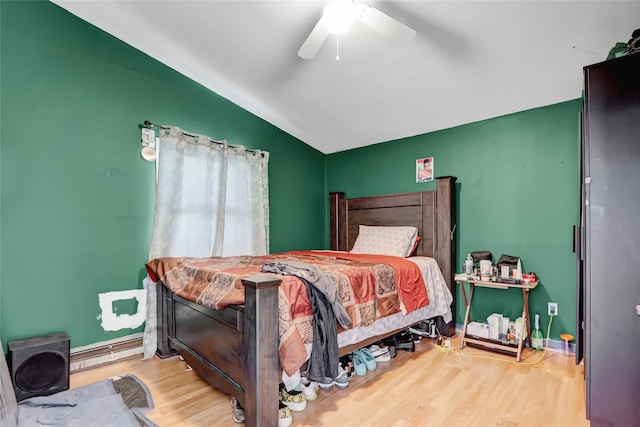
[583,53,640,425]
[574,112,585,366]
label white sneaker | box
[375,351,391,362]
[369,344,391,362]
[230,397,245,423]
[299,381,318,401]
[278,402,293,427]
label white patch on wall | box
[98,289,146,332]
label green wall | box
[327,100,582,340]
[1,1,582,351]
[0,1,325,349]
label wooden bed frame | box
[155,176,457,427]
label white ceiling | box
[51,1,640,154]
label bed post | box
[156,281,176,358]
[241,276,281,427]
[329,192,346,251]
[435,176,457,334]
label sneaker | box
[409,321,431,337]
[368,345,391,362]
[334,365,349,389]
[230,397,245,423]
[300,375,311,386]
[362,348,377,370]
[374,350,391,362]
[388,345,397,358]
[368,344,389,358]
[339,354,354,381]
[297,380,318,401]
[380,337,398,358]
[351,351,367,376]
[279,383,307,412]
[317,377,334,390]
[278,402,293,427]
[354,349,376,371]
[395,330,416,352]
[410,320,438,338]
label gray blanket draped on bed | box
[261,261,352,382]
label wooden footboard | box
[156,276,281,427]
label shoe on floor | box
[339,354,354,381]
[380,337,398,358]
[279,402,293,427]
[354,348,376,371]
[388,345,397,358]
[368,344,391,361]
[412,333,422,344]
[396,340,415,352]
[297,380,318,401]
[230,396,245,423]
[409,321,431,337]
[317,377,334,390]
[395,330,416,352]
[334,365,349,389]
[396,329,414,342]
[367,344,387,358]
[368,345,391,362]
[376,341,397,358]
[351,351,367,376]
[279,383,307,412]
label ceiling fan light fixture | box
[298,0,415,60]
[323,0,355,34]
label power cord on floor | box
[436,314,555,366]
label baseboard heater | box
[70,333,143,372]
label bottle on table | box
[464,254,474,275]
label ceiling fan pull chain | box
[336,34,340,61]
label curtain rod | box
[143,120,263,156]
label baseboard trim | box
[70,333,143,372]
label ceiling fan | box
[297,0,416,60]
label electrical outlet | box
[548,302,558,316]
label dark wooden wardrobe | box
[580,52,640,425]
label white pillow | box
[350,225,418,258]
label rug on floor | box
[17,374,157,427]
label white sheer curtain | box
[143,125,269,359]
[148,126,269,259]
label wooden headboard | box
[329,176,457,310]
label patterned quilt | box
[145,250,428,375]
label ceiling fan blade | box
[298,16,331,59]
[355,4,416,43]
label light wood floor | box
[70,336,590,427]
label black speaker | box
[8,332,70,402]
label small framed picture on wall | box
[416,157,434,183]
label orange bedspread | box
[146,251,428,375]
[287,251,428,313]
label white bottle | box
[464,254,474,275]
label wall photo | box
[416,157,434,183]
